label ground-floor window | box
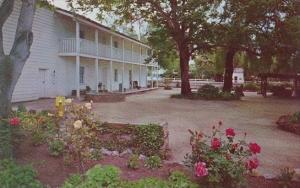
[114,69,118,82]
[80,66,85,84]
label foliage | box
[127,154,140,170]
[48,139,64,157]
[271,85,293,98]
[197,84,241,100]
[0,159,43,188]
[16,110,57,146]
[289,112,300,124]
[63,102,99,173]
[145,155,162,169]
[134,124,164,157]
[184,125,261,187]
[278,167,295,188]
[0,120,12,159]
[243,82,259,92]
[197,84,220,99]
[62,165,120,188]
[63,165,197,188]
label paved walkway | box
[20,88,300,175]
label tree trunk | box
[179,46,192,96]
[0,56,13,118]
[0,0,36,118]
[223,49,236,92]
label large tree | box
[214,0,300,92]
[68,0,217,96]
[0,0,38,118]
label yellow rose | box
[73,120,82,129]
[84,102,92,110]
[65,98,73,104]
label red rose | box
[226,128,235,137]
[249,143,261,154]
[247,158,259,170]
[9,117,20,126]
[211,138,221,150]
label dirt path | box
[91,89,300,176]
[20,88,300,176]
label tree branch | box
[0,0,15,56]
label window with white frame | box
[80,66,85,84]
[114,69,118,82]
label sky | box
[52,0,144,39]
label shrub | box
[0,121,13,159]
[0,159,43,188]
[63,165,197,188]
[243,82,259,91]
[127,154,140,170]
[278,167,295,188]
[17,104,27,112]
[145,155,162,169]
[48,139,64,157]
[184,125,261,187]
[134,124,164,157]
[289,112,300,124]
[197,84,220,99]
[168,171,198,188]
[62,165,120,188]
[63,102,99,172]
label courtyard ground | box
[20,88,300,176]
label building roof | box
[55,7,150,48]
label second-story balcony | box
[59,38,149,64]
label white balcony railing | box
[99,43,110,58]
[59,38,149,64]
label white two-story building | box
[2,1,159,102]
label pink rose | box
[194,162,208,177]
[249,143,261,154]
[226,128,235,137]
[9,117,20,126]
[211,138,221,150]
[247,158,259,170]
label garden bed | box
[13,137,300,188]
[276,113,300,135]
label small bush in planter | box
[184,124,261,187]
[127,154,140,170]
[145,155,162,169]
[197,84,220,99]
[48,139,64,157]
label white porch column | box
[139,46,142,87]
[131,43,133,62]
[151,66,154,88]
[131,64,134,89]
[110,35,113,91]
[122,39,125,92]
[75,21,80,98]
[156,66,159,88]
[95,30,99,92]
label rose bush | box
[184,124,261,187]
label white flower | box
[90,100,93,104]
[73,120,82,129]
[84,102,92,110]
[47,113,54,117]
[65,98,73,104]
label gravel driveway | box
[91,88,300,176]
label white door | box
[38,69,48,98]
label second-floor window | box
[113,41,118,48]
[80,30,85,39]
